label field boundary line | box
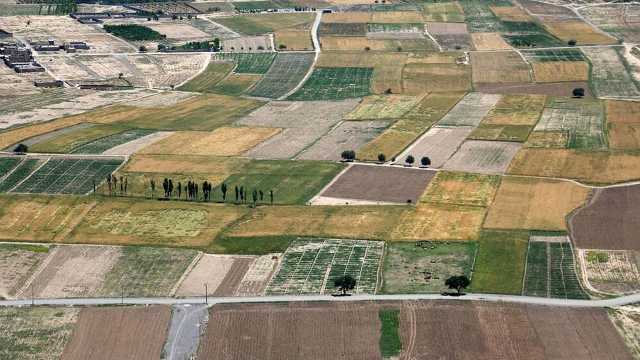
[301,239,327,294]
[547,243,552,298]
[175,53,212,89]
[423,24,443,52]
[7,156,50,193]
[171,252,204,297]
[278,10,322,100]
[521,240,531,296]
[14,245,60,299]
[356,242,370,293]
[0,157,25,184]
[307,162,352,204]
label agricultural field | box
[212,52,277,74]
[317,165,436,204]
[499,20,562,49]
[521,48,586,63]
[395,126,473,168]
[275,28,313,51]
[484,176,590,231]
[320,22,367,37]
[212,74,262,96]
[471,230,528,294]
[221,35,272,52]
[176,61,235,93]
[583,47,640,98]
[419,92,500,126]
[422,2,465,23]
[458,0,505,33]
[402,62,471,93]
[390,203,486,241]
[531,61,589,83]
[523,237,588,299]
[0,243,50,299]
[214,13,315,35]
[288,67,374,101]
[570,185,640,251]
[0,307,79,360]
[579,4,640,43]
[344,95,423,120]
[534,97,606,150]
[442,140,522,175]
[490,5,532,21]
[471,51,531,84]
[249,53,315,99]
[239,99,359,159]
[470,94,544,142]
[542,20,618,45]
[580,250,640,295]
[382,241,476,294]
[475,81,592,97]
[470,32,512,50]
[265,238,383,295]
[420,171,501,207]
[606,100,640,150]
[61,306,170,360]
[610,306,640,359]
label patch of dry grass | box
[403,63,471,94]
[471,51,531,83]
[489,5,532,21]
[543,20,618,45]
[532,61,590,82]
[482,94,546,126]
[606,100,640,150]
[390,203,486,241]
[420,171,501,207]
[471,33,512,50]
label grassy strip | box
[471,230,528,294]
[379,309,402,358]
[210,235,294,255]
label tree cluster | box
[106,174,128,195]
[104,24,164,41]
[144,178,275,206]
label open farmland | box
[0,243,50,299]
[198,302,383,359]
[414,92,500,126]
[395,126,473,168]
[214,13,315,35]
[507,149,640,184]
[390,203,486,241]
[471,51,531,84]
[470,94,544,141]
[213,74,262,96]
[472,230,528,294]
[542,20,617,45]
[402,62,471,93]
[534,97,606,150]
[176,61,234,93]
[570,185,640,251]
[222,35,272,52]
[382,241,476,294]
[249,53,315,99]
[442,140,521,175]
[458,0,505,32]
[213,52,276,74]
[421,171,500,207]
[484,176,590,231]
[475,81,592,97]
[606,100,640,150]
[344,95,423,120]
[583,47,640,98]
[288,67,373,101]
[423,2,465,22]
[239,99,359,159]
[470,32,512,50]
[61,306,170,360]
[580,250,640,295]
[266,238,383,295]
[320,22,367,37]
[26,124,128,153]
[523,237,587,299]
[579,4,640,43]
[317,165,436,204]
[0,307,79,360]
[531,61,589,83]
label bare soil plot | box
[579,249,640,295]
[485,176,590,231]
[422,2,465,23]
[371,11,424,23]
[508,148,640,184]
[345,95,423,120]
[471,32,512,50]
[390,203,486,241]
[400,301,632,359]
[436,92,502,127]
[61,306,170,360]
[29,245,121,299]
[583,47,640,98]
[606,100,640,150]
[490,5,532,21]
[475,81,593,97]
[396,126,473,168]
[570,185,640,251]
[532,61,589,83]
[402,62,471,93]
[146,22,211,41]
[320,165,435,204]
[323,12,372,23]
[520,0,578,19]
[320,36,437,51]
[579,4,640,43]
[212,257,254,296]
[442,140,522,175]
[542,20,617,45]
[425,22,468,35]
[138,127,279,156]
[238,99,359,159]
[235,254,280,296]
[0,243,50,299]
[222,35,272,51]
[227,205,405,241]
[0,307,79,360]
[471,51,531,83]
[198,302,382,359]
[215,13,315,35]
[420,171,500,207]
[297,120,389,161]
[68,198,248,248]
[175,254,235,296]
[610,306,640,359]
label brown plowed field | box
[570,185,640,250]
[212,257,253,296]
[475,81,593,97]
[320,165,436,203]
[400,301,632,359]
[198,302,382,360]
[61,306,171,360]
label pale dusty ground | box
[28,245,122,299]
[0,245,50,299]
[471,33,512,50]
[102,131,174,156]
[175,254,237,297]
[222,36,272,51]
[235,254,280,296]
[125,91,196,108]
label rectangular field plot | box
[471,51,531,84]
[523,240,588,299]
[583,47,640,98]
[534,97,606,149]
[265,238,384,295]
[522,48,586,62]
[580,249,640,295]
[0,158,45,192]
[382,241,476,294]
[288,67,374,101]
[395,126,473,168]
[70,130,156,154]
[436,92,502,126]
[212,52,277,74]
[442,140,522,175]
[11,157,123,195]
[249,53,315,99]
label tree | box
[405,155,415,166]
[341,150,356,161]
[279,44,287,49]
[445,275,470,295]
[420,156,431,167]
[573,88,585,98]
[221,182,228,201]
[334,275,356,295]
[377,153,386,163]
[568,39,577,46]
[13,143,28,153]
[139,45,147,52]
[150,179,156,198]
[252,189,258,206]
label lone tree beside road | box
[341,150,356,162]
[445,275,470,295]
[334,275,356,296]
[405,155,415,166]
[420,156,431,167]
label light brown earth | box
[471,51,531,83]
[471,33,512,50]
[175,254,236,297]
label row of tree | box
[334,274,470,296]
[145,178,275,205]
[340,150,432,167]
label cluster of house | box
[31,39,90,53]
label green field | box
[98,246,198,297]
[249,53,315,98]
[288,67,374,101]
[0,158,43,193]
[0,158,21,177]
[210,235,295,255]
[379,309,402,358]
[213,53,277,74]
[177,61,234,93]
[29,124,131,154]
[382,241,477,294]
[104,24,164,41]
[459,0,507,32]
[71,129,156,154]
[266,238,384,295]
[219,160,345,205]
[503,34,563,48]
[523,240,588,299]
[471,230,528,295]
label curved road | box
[2,292,640,308]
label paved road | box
[163,304,209,360]
[3,292,640,308]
